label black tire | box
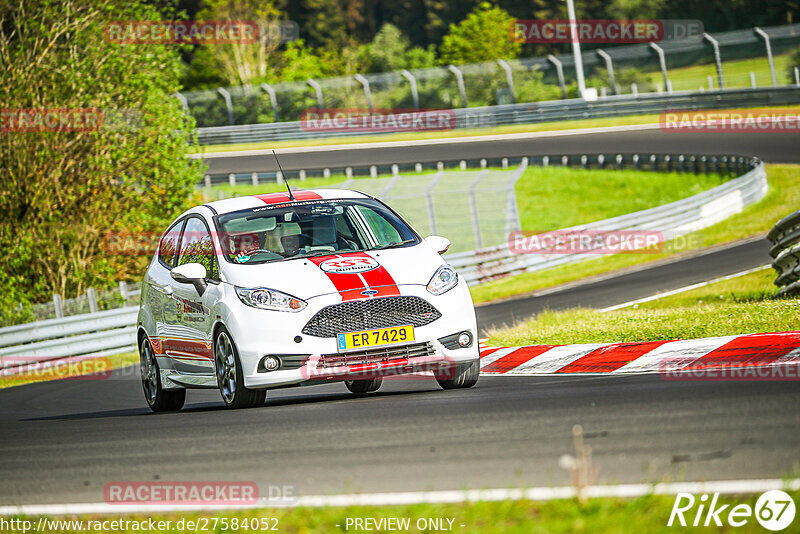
[435,359,480,390]
[345,377,383,395]
[214,327,266,409]
[140,336,186,412]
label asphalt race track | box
[200,128,800,175]
[1,130,798,507]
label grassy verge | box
[469,164,800,305]
[488,267,798,346]
[190,105,800,153]
[13,491,798,533]
[0,352,138,389]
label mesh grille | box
[302,296,442,338]
[318,342,435,369]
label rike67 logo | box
[668,490,795,530]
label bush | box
[0,0,204,310]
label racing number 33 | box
[337,325,414,351]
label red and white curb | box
[478,332,800,376]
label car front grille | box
[301,296,442,338]
[317,342,435,369]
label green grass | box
[488,267,799,347]
[516,166,726,232]
[469,163,800,305]
[12,490,799,533]
[649,52,795,92]
[0,352,138,389]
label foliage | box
[0,0,204,311]
[357,23,436,73]
[439,2,522,65]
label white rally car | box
[137,189,480,411]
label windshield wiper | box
[372,239,416,250]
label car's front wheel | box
[435,359,480,390]
[140,336,185,412]
[214,328,266,409]
[345,377,383,395]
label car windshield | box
[216,198,419,264]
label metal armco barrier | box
[0,307,138,370]
[195,86,800,146]
[0,153,767,362]
[768,210,800,295]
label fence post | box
[596,49,617,95]
[400,70,420,110]
[426,171,444,235]
[204,174,211,188]
[216,87,235,125]
[795,67,800,87]
[299,170,307,181]
[648,42,670,93]
[251,172,259,186]
[750,72,757,88]
[173,92,189,113]
[703,33,724,90]
[260,83,280,122]
[306,78,324,109]
[119,281,128,305]
[53,294,63,319]
[228,173,236,187]
[753,27,777,87]
[354,74,373,114]
[87,287,98,313]
[547,55,567,99]
[447,65,468,108]
[505,159,527,237]
[415,163,422,173]
[496,59,515,104]
[392,164,399,176]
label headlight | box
[426,265,458,295]
[235,287,307,312]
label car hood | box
[221,243,446,300]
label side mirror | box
[171,263,208,296]
[425,235,451,255]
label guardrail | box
[768,210,800,295]
[195,86,800,145]
[0,307,138,372]
[0,153,767,365]
[450,154,767,285]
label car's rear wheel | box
[214,328,266,409]
[435,359,480,390]
[345,377,383,394]
[140,336,185,412]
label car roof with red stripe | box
[203,189,371,215]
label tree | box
[0,0,203,313]
[193,0,285,86]
[358,23,436,73]
[439,2,521,65]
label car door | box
[169,216,219,375]
[146,218,184,359]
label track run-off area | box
[1,126,798,508]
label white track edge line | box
[3,479,797,516]
[599,264,772,312]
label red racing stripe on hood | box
[310,252,400,301]
[255,191,322,204]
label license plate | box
[337,325,414,352]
